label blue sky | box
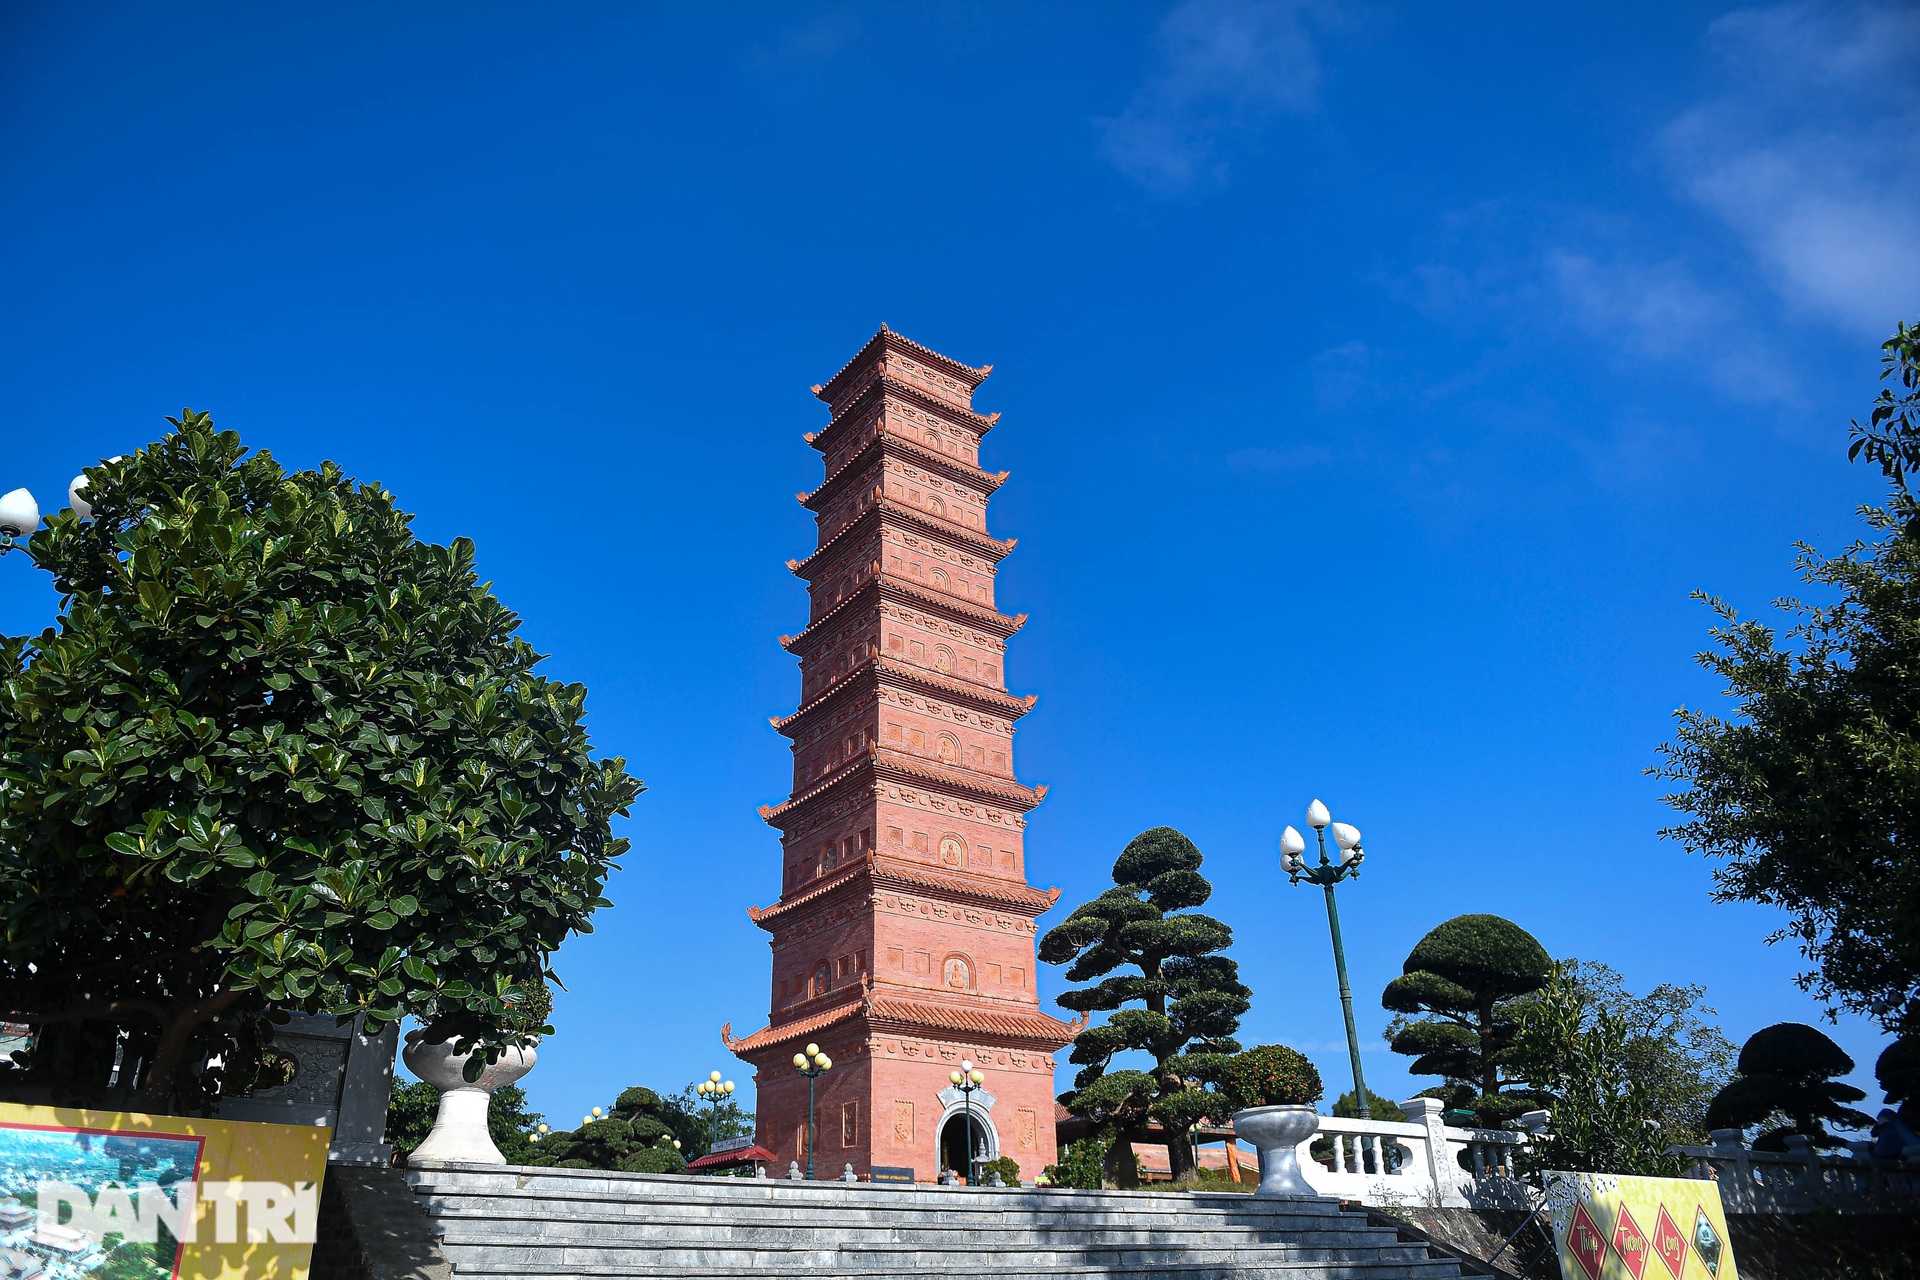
[4,2,1917,1128]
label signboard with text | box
[1545,1171,1738,1280]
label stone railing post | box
[1402,1099,1462,1206]
[1709,1129,1751,1213]
[1781,1135,1824,1208]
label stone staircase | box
[404,1163,1469,1280]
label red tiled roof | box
[724,988,1082,1060]
[685,1144,776,1170]
[867,995,1079,1047]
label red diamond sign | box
[1568,1201,1610,1280]
[1611,1204,1651,1279]
[1652,1204,1688,1279]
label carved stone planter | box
[402,1028,536,1165]
[1233,1105,1321,1197]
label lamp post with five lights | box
[792,1043,832,1179]
[1281,798,1373,1120]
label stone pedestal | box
[402,1029,536,1165]
[1232,1105,1320,1196]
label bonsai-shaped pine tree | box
[1877,1036,1918,1123]
[1383,914,1551,1126]
[1705,1023,1873,1150]
[527,1085,689,1173]
[1038,826,1249,1187]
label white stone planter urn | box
[402,1027,536,1165]
[1233,1105,1320,1196]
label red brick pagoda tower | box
[723,327,1079,1184]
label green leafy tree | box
[1042,1136,1108,1189]
[528,1085,688,1173]
[385,1079,546,1165]
[1516,965,1693,1176]
[1383,914,1551,1126]
[1039,827,1249,1187]
[1512,960,1734,1142]
[659,1081,755,1159]
[0,413,642,1112]
[1655,321,1920,1037]
[1705,1023,1873,1150]
[1332,1089,1405,1122]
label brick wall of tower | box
[731,329,1071,1185]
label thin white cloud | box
[1663,2,1920,337]
[1545,250,1794,403]
[1099,0,1324,194]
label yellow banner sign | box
[0,1102,330,1279]
[1546,1171,1738,1280]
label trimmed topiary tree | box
[527,1085,688,1172]
[1039,826,1250,1187]
[1383,914,1551,1126]
[1877,1036,1918,1123]
[1705,1023,1873,1150]
[1212,1044,1324,1112]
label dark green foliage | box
[384,1080,546,1164]
[1039,827,1249,1186]
[1212,1044,1323,1111]
[0,413,642,1112]
[1656,322,1920,1038]
[527,1084,687,1173]
[1516,965,1692,1177]
[1042,1136,1108,1189]
[1876,1036,1918,1121]
[979,1155,1022,1185]
[1332,1089,1405,1122]
[1704,1023,1873,1150]
[1382,914,1550,1125]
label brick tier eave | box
[743,856,1061,933]
[788,499,1014,582]
[771,656,1036,740]
[757,746,1046,831]
[781,576,1027,657]
[800,429,1009,514]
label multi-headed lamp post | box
[0,465,114,558]
[1281,798,1373,1120]
[949,1060,986,1185]
[792,1042,832,1179]
[695,1071,737,1152]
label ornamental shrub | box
[979,1155,1022,1185]
[1042,1137,1107,1189]
[1216,1044,1323,1111]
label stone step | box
[438,1260,1460,1280]
[433,1225,1436,1263]
[414,1193,1375,1235]
[429,1216,1415,1251]
[408,1166,1346,1217]
[403,1163,1464,1280]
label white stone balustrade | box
[1269,1098,1532,1209]
[1665,1129,1920,1215]
[1257,1104,1920,1214]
